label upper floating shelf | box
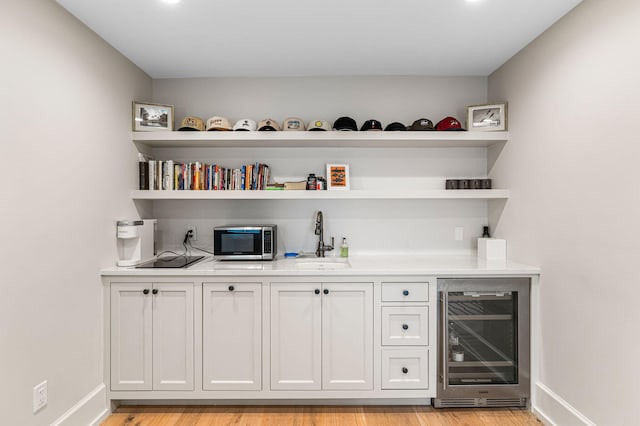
[132,131,509,149]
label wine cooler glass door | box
[444,290,519,386]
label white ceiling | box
[56,0,583,79]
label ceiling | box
[56,0,583,79]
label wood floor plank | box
[101,405,541,426]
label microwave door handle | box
[441,291,448,390]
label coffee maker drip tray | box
[135,255,205,269]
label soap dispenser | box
[340,237,349,258]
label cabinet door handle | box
[143,289,150,295]
[228,285,234,291]
[402,367,408,374]
[402,323,409,330]
[314,289,320,295]
[323,289,329,295]
[403,290,410,296]
[152,289,158,295]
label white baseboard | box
[533,382,595,426]
[51,383,110,426]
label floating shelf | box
[131,189,510,201]
[132,131,509,149]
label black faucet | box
[314,211,334,257]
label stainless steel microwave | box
[213,225,277,260]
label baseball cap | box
[257,118,281,131]
[435,116,466,131]
[206,116,232,131]
[232,118,257,131]
[384,121,407,131]
[408,118,435,131]
[333,116,358,131]
[282,117,306,131]
[308,120,331,131]
[360,119,383,131]
[177,116,205,131]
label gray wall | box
[0,0,151,424]
[488,0,640,424]
[152,76,492,255]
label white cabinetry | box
[379,278,436,391]
[110,282,194,391]
[270,282,373,391]
[202,282,262,390]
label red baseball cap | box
[435,116,466,131]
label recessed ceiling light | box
[161,0,181,4]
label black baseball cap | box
[384,122,407,131]
[360,119,383,131]
[408,118,435,131]
[333,116,358,131]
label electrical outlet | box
[454,226,464,241]
[33,380,47,413]
[186,225,197,241]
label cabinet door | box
[203,283,262,390]
[322,282,374,390]
[270,283,322,390]
[152,283,194,390]
[110,283,152,391]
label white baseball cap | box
[233,118,257,131]
[282,117,306,131]
[206,116,232,131]
[308,120,331,131]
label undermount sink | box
[292,258,351,269]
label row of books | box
[138,157,271,191]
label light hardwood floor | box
[101,405,542,425]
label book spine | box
[174,163,180,190]
[148,160,155,190]
[139,161,149,190]
[156,160,162,190]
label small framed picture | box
[467,103,507,131]
[132,101,174,131]
[326,164,350,190]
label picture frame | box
[467,103,507,132]
[132,101,174,131]
[326,164,350,190]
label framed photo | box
[132,101,174,131]
[326,164,350,190]
[467,103,507,132]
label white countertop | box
[101,254,540,277]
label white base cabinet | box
[110,282,194,391]
[270,282,373,391]
[202,282,262,390]
[104,275,437,402]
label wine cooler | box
[434,277,530,408]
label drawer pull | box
[402,323,409,330]
[143,289,150,295]
[228,285,234,291]
[314,289,320,295]
[152,289,158,295]
[323,289,329,295]
[402,367,409,374]
[403,290,410,296]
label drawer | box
[381,281,429,302]
[381,349,429,389]
[381,306,429,346]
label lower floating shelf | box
[130,189,510,200]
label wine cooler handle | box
[441,291,448,390]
